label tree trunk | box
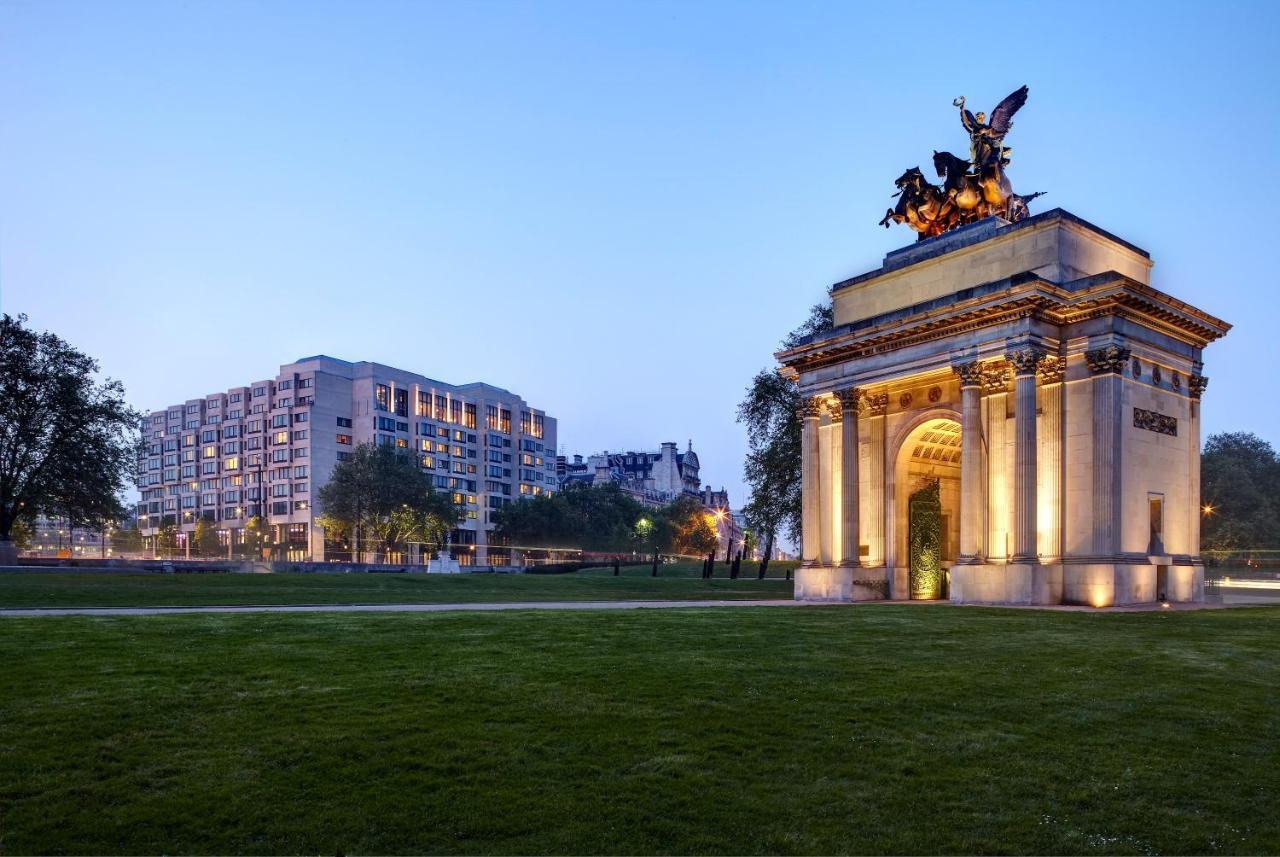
[651,551,658,576]
[706,550,715,579]
[758,532,774,579]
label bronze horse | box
[933,151,984,216]
[879,167,954,240]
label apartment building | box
[136,355,557,563]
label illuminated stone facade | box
[137,355,556,564]
[778,210,1230,606]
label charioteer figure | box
[880,85,1042,239]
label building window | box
[486,405,499,430]
[253,386,266,397]
[417,391,430,417]
[395,388,408,417]
[337,434,352,445]
[337,417,352,428]
[277,380,292,391]
[375,384,390,412]
[298,377,313,389]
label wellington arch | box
[777,210,1230,606]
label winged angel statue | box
[880,85,1044,240]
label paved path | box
[0,598,830,617]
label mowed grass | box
[0,561,796,609]
[2,605,1278,855]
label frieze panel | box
[865,393,889,417]
[1133,407,1177,437]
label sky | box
[3,0,1280,522]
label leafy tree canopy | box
[316,442,461,559]
[0,314,140,546]
[736,302,830,569]
[494,482,644,552]
[1201,431,1280,552]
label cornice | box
[778,273,1230,375]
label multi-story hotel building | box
[137,355,557,564]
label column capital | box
[951,361,984,388]
[981,364,1012,393]
[1037,355,1065,385]
[1006,346,1045,377]
[798,397,824,419]
[826,398,844,423]
[1085,345,1132,375]
[836,387,862,412]
[1188,374,1209,399]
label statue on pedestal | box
[880,85,1044,240]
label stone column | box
[799,397,823,568]
[1086,345,1130,557]
[952,362,985,564]
[1188,374,1209,558]
[819,405,837,567]
[982,366,1010,560]
[865,394,887,566]
[1037,357,1065,560]
[837,388,861,568]
[1008,347,1043,564]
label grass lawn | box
[2,605,1278,854]
[0,561,796,609]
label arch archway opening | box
[893,417,962,599]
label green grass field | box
[2,604,1277,854]
[0,561,797,609]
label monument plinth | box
[778,208,1230,607]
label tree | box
[193,519,221,558]
[110,523,143,556]
[0,314,141,562]
[154,523,178,557]
[316,442,461,562]
[737,302,833,578]
[493,482,645,553]
[1201,432,1280,553]
[9,518,32,551]
[241,515,273,559]
[663,494,719,557]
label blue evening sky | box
[3,1,1278,516]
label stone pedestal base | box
[795,565,891,602]
[949,563,1063,605]
[1062,563,1203,606]
[0,540,17,566]
[427,552,462,574]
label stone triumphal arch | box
[779,210,1230,606]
